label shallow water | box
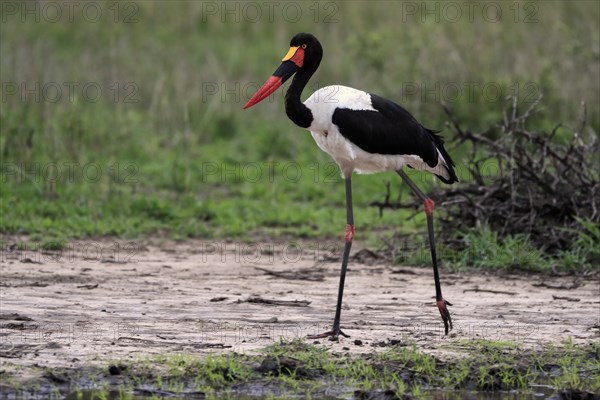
[57,385,566,400]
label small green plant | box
[41,239,67,251]
[409,382,423,398]
[197,354,254,389]
[444,226,553,271]
[559,218,600,270]
[118,388,134,400]
[477,365,493,389]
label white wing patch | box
[305,85,375,118]
[326,86,376,111]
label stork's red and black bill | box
[243,46,305,109]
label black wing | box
[332,93,452,170]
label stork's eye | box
[301,44,307,49]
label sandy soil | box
[1,238,598,375]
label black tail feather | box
[426,128,458,184]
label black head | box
[289,33,323,69]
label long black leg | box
[397,170,453,335]
[308,177,353,339]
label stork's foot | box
[437,299,453,335]
[307,329,350,340]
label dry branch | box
[373,98,599,254]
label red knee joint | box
[344,224,355,242]
[436,299,447,312]
[423,198,435,216]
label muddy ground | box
[1,238,598,395]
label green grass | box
[1,2,599,271]
[400,222,600,272]
[5,338,598,398]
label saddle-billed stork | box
[244,33,458,339]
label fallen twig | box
[463,288,517,295]
[254,267,325,282]
[552,295,581,302]
[76,283,99,289]
[244,296,311,307]
[532,281,582,290]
